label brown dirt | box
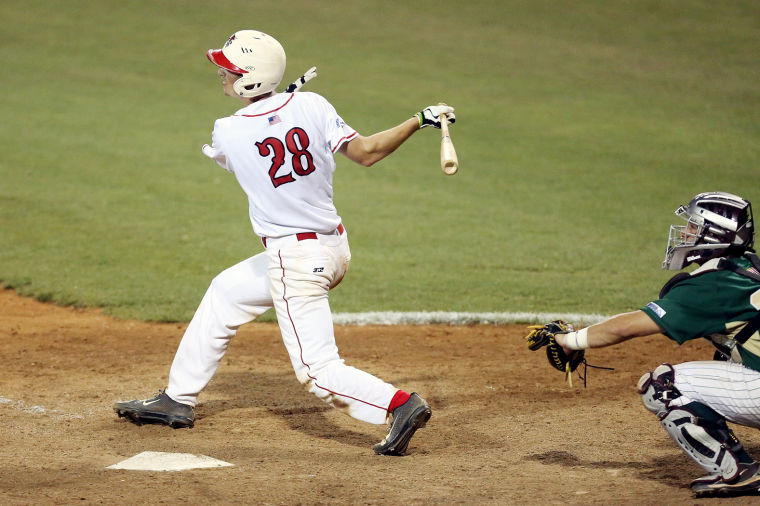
[1,287,758,505]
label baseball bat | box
[285,66,317,93]
[439,107,458,175]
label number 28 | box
[255,127,315,188]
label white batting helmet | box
[206,30,286,98]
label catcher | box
[527,191,760,498]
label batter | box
[548,191,760,497]
[114,29,456,455]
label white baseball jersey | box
[204,92,358,238]
[170,92,400,425]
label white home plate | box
[107,451,234,471]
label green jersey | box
[641,256,760,372]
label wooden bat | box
[439,106,458,175]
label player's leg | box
[267,231,431,454]
[670,360,760,429]
[267,233,399,424]
[166,252,274,405]
[638,362,760,496]
[115,252,274,426]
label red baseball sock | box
[388,390,411,413]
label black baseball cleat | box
[113,390,195,429]
[691,461,760,497]
[373,392,431,456]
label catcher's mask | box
[206,30,286,99]
[662,191,754,270]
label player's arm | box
[338,104,455,167]
[338,117,420,167]
[555,310,663,350]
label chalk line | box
[330,311,609,326]
[0,395,86,420]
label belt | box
[262,223,344,247]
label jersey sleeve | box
[314,95,358,153]
[203,119,232,172]
[640,272,738,344]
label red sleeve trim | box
[332,131,359,153]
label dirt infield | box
[1,287,758,504]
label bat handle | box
[437,102,451,133]
[440,112,450,135]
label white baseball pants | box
[166,228,397,424]
[671,360,760,428]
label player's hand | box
[202,144,219,158]
[553,333,574,355]
[416,104,456,129]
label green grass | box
[1,0,758,321]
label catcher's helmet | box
[206,30,286,98]
[662,191,754,270]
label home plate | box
[107,451,234,471]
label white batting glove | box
[415,104,456,129]
[201,143,219,159]
[202,143,230,171]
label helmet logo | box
[224,34,236,47]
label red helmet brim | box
[206,49,247,74]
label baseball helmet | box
[662,191,754,270]
[206,30,286,98]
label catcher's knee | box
[638,364,744,480]
[637,363,680,417]
[660,403,743,480]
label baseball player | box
[113,30,456,455]
[527,191,760,497]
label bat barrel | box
[439,112,459,175]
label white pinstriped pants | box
[670,360,760,428]
[166,229,396,424]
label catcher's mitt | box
[526,320,586,386]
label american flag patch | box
[268,115,281,125]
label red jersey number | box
[256,128,315,188]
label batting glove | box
[416,104,456,129]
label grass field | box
[1,0,758,321]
